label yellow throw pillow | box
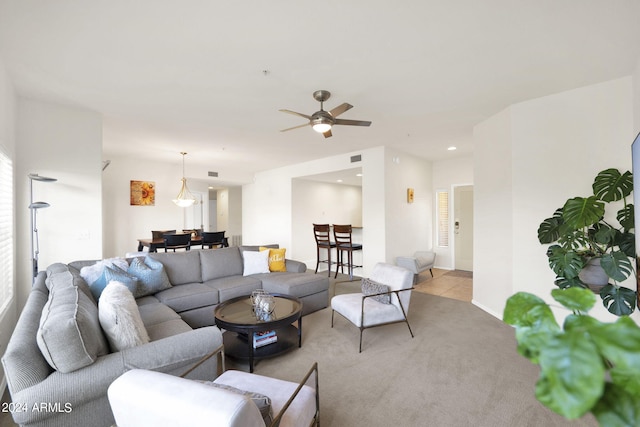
[259,247,287,272]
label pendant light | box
[172,152,196,207]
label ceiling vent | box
[208,171,219,178]
[350,154,362,163]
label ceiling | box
[1,1,639,186]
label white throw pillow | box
[98,281,150,351]
[80,257,129,285]
[242,250,270,276]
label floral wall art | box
[130,180,155,206]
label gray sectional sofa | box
[2,245,329,427]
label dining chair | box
[202,231,227,249]
[332,224,362,281]
[152,230,176,240]
[163,233,191,252]
[312,224,336,277]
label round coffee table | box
[214,294,303,372]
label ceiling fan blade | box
[329,103,353,118]
[279,109,312,120]
[323,129,333,138]
[334,118,372,127]
[280,123,310,132]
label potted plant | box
[503,287,640,425]
[537,168,637,315]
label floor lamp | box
[29,173,57,279]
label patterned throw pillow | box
[259,247,287,272]
[199,381,273,425]
[361,278,391,304]
[127,256,172,298]
[90,265,139,300]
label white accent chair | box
[108,346,319,427]
[331,262,414,352]
[395,251,436,284]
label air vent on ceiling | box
[350,154,362,163]
[208,171,219,178]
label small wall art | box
[130,180,155,206]
[407,188,415,204]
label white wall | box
[292,179,363,268]
[432,155,474,269]
[16,97,103,308]
[0,56,16,393]
[243,146,433,276]
[474,76,637,321]
[102,154,211,257]
[473,108,514,318]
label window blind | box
[0,150,13,314]
[437,191,449,247]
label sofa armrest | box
[285,259,307,273]
[7,326,223,426]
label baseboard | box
[472,299,503,321]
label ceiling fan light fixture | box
[312,122,332,133]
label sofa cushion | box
[242,250,270,276]
[154,283,220,313]
[199,247,243,281]
[127,256,172,297]
[260,273,329,298]
[45,264,94,300]
[148,251,202,285]
[90,265,139,300]
[36,283,109,373]
[137,303,192,341]
[206,276,262,303]
[98,282,150,352]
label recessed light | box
[447,146,457,151]
[337,179,343,183]
[356,173,362,177]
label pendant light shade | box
[173,152,196,208]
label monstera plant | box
[504,287,640,425]
[537,168,637,315]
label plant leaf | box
[554,275,587,290]
[617,204,635,232]
[562,196,605,229]
[617,232,636,258]
[592,383,640,427]
[600,252,633,282]
[591,317,640,398]
[551,287,596,312]
[547,245,585,279]
[503,293,560,363]
[600,284,637,316]
[535,331,604,419]
[538,208,565,244]
[593,169,633,203]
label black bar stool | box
[313,224,336,277]
[333,224,363,281]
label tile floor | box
[413,268,473,302]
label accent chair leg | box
[359,327,363,353]
[331,310,335,327]
[430,268,433,277]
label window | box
[436,191,449,247]
[0,149,13,314]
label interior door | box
[454,185,474,271]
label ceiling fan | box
[279,90,371,138]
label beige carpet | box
[228,277,597,427]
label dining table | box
[137,234,202,253]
